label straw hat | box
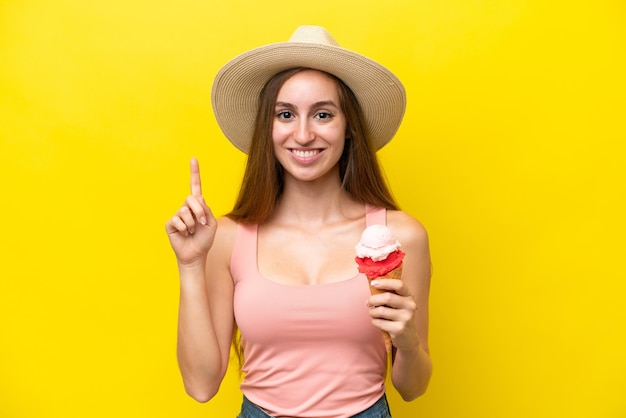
[211,26,406,153]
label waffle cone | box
[367,266,403,353]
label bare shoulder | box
[386,210,429,250]
[207,216,239,270]
[215,215,238,239]
[386,210,431,283]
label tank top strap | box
[365,204,387,226]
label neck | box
[271,174,361,227]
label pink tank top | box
[231,207,387,418]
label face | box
[272,69,348,183]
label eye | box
[316,112,332,120]
[276,111,293,119]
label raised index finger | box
[190,157,202,197]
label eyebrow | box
[274,100,340,110]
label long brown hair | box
[227,67,398,225]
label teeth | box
[292,149,319,158]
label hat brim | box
[211,42,406,154]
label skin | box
[166,69,432,403]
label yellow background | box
[1,1,625,417]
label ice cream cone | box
[366,266,403,353]
[366,266,403,294]
[355,224,406,354]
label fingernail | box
[200,217,207,225]
[370,280,379,287]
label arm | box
[175,218,235,402]
[367,211,433,400]
[166,158,235,402]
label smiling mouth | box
[290,149,322,158]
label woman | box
[166,26,432,418]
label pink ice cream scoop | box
[355,225,405,277]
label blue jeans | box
[237,394,392,418]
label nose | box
[294,119,315,145]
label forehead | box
[276,69,340,101]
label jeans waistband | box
[237,393,391,418]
